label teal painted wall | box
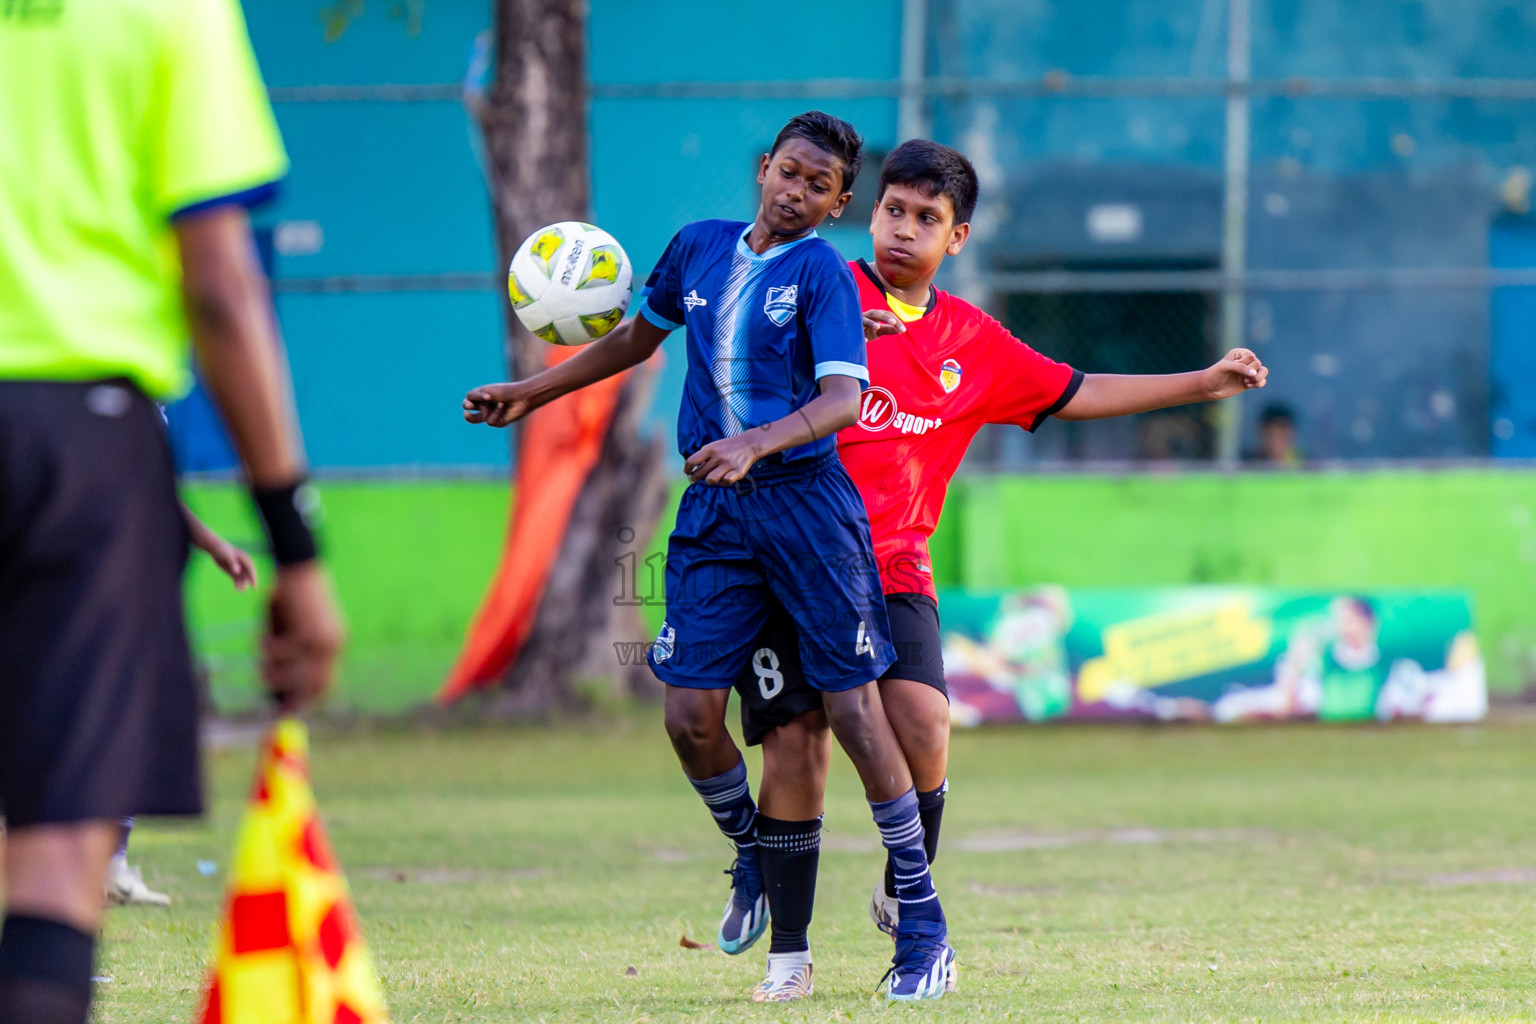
[246,2,505,470]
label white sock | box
[764,949,812,979]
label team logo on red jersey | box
[940,359,962,393]
[858,386,898,430]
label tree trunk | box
[476,0,669,714]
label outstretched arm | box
[463,315,670,427]
[683,375,862,486]
[1056,348,1268,421]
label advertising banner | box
[940,587,1486,725]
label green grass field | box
[94,714,1536,1023]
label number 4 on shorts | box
[856,620,874,658]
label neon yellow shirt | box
[0,0,288,399]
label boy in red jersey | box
[731,140,1268,1001]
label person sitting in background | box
[1250,402,1302,464]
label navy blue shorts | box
[647,453,894,692]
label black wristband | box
[252,480,321,566]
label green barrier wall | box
[183,482,510,712]
[186,469,1536,713]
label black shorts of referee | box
[0,379,201,829]
[734,592,946,746]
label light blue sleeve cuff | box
[814,360,869,383]
[639,299,683,332]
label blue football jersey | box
[638,220,868,463]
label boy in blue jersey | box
[464,112,954,1002]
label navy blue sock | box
[0,914,96,1024]
[918,780,947,864]
[870,789,945,935]
[758,815,821,954]
[687,759,759,871]
[885,779,946,899]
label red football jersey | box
[837,259,1081,600]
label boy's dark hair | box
[877,140,980,226]
[1338,595,1376,624]
[1259,402,1296,427]
[770,111,864,193]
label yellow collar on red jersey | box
[856,258,936,323]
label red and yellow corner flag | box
[196,720,388,1024]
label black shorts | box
[734,592,946,746]
[0,380,202,829]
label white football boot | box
[105,857,170,907]
[752,951,814,1002]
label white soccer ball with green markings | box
[508,221,633,346]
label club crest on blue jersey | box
[940,358,962,393]
[764,285,798,326]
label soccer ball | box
[508,221,633,346]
